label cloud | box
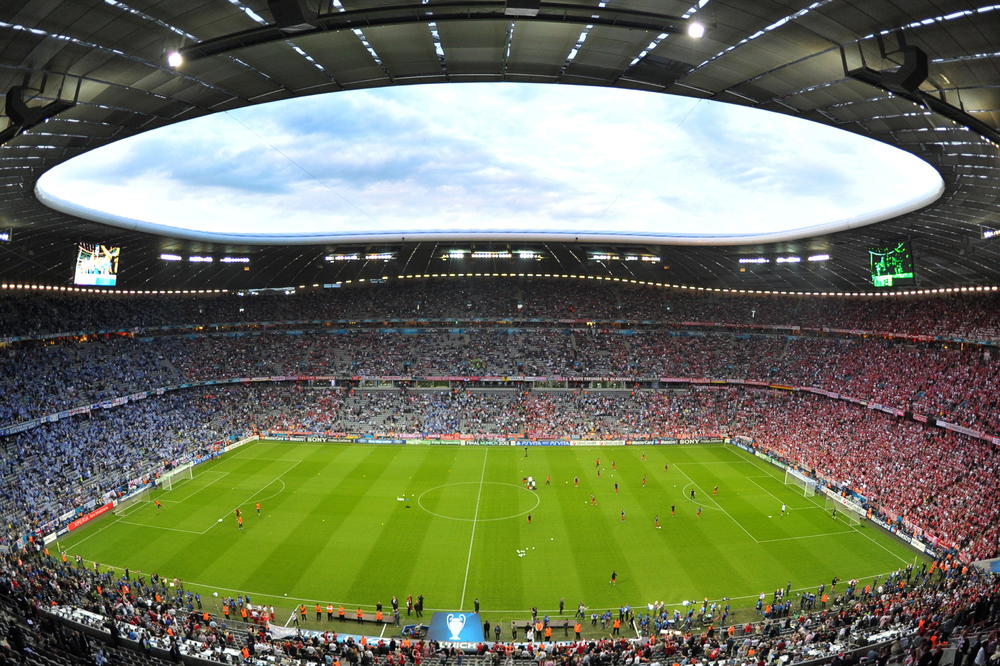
[36,82,943,241]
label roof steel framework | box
[0,0,997,292]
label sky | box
[35,82,944,244]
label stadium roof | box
[0,0,998,292]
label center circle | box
[418,481,540,522]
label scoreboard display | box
[74,243,121,286]
[869,241,914,287]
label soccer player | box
[831,507,837,520]
[574,476,579,487]
[697,506,702,518]
[527,514,532,524]
[590,495,597,505]
[642,476,646,488]
[545,475,551,486]
[664,463,669,472]
[690,489,696,500]
[614,482,619,494]
[640,453,646,462]
[781,504,787,517]
[234,508,241,518]
[154,499,162,510]
[610,571,617,585]
[595,458,600,468]
[713,485,719,496]
[620,509,625,521]
[671,504,676,515]
[256,502,261,516]
[237,515,244,529]
[655,514,661,529]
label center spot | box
[418,482,540,522]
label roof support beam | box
[177,2,687,63]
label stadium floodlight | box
[166,51,184,68]
[159,253,182,261]
[984,229,998,240]
[687,21,705,39]
[471,251,512,259]
[365,252,395,261]
[188,255,213,263]
[738,257,769,264]
[775,256,801,263]
[807,254,831,262]
[624,255,639,261]
[517,250,538,259]
[589,253,619,261]
[640,255,660,262]
[0,230,10,242]
[220,256,249,263]
[325,253,359,262]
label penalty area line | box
[756,529,856,544]
[202,459,302,533]
[673,464,760,543]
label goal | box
[824,492,864,526]
[113,485,150,517]
[160,463,194,491]
[783,468,817,497]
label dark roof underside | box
[0,0,998,292]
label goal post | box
[160,463,194,491]
[824,492,864,526]
[783,468,817,497]
[113,485,149,516]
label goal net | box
[113,485,149,517]
[824,492,864,526]
[160,463,194,491]
[783,468,817,497]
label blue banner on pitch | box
[427,612,485,643]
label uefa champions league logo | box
[446,613,467,640]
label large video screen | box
[74,243,121,286]
[869,241,914,287]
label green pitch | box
[57,441,918,623]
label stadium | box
[1,1,1000,665]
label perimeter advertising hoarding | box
[67,502,114,531]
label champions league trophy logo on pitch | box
[446,613,467,640]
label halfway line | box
[458,448,489,609]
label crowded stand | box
[2,278,1000,341]
[3,280,1000,664]
[2,385,998,561]
[2,328,998,435]
[1,537,998,666]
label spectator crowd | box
[2,278,999,341]
[1,542,997,666]
[3,327,998,434]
